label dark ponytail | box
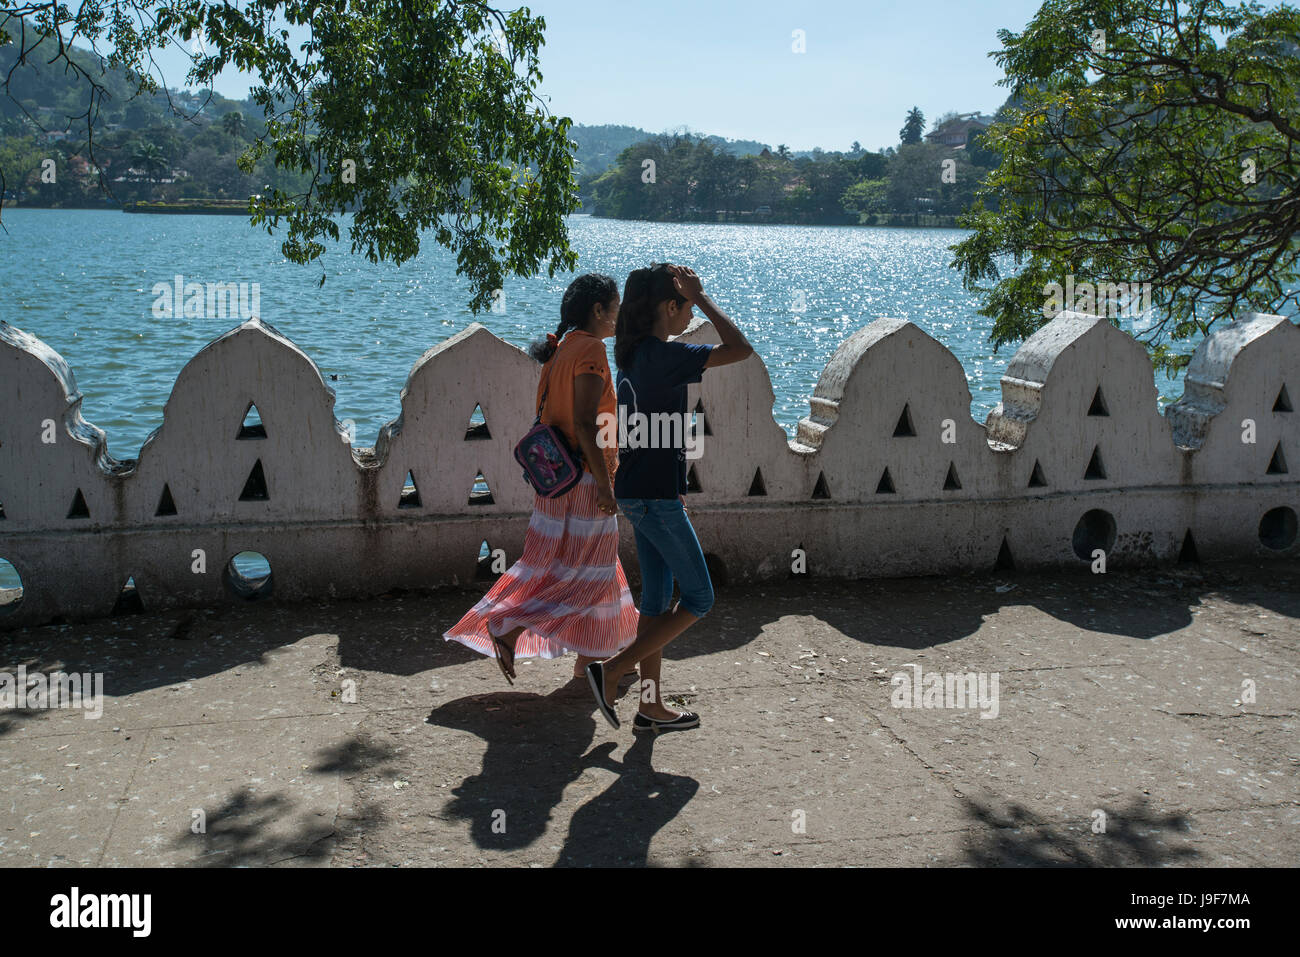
[614,262,687,370]
[528,272,618,363]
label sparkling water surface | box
[1,210,1189,460]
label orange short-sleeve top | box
[536,329,618,482]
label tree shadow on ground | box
[955,794,1198,866]
[170,736,397,867]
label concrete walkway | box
[1,558,1297,867]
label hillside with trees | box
[0,26,311,208]
[583,109,1002,226]
[0,30,772,211]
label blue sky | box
[175,0,1047,152]
[521,0,1045,150]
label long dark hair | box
[528,273,618,363]
[614,263,687,370]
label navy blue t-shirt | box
[614,337,715,499]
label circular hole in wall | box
[1072,509,1117,561]
[704,552,729,588]
[1259,507,1298,551]
[225,551,274,600]
[0,558,23,614]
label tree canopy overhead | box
[0,1,580,308]
[952,0,1300,375]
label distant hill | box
[0,23,245,132]
[0,27,770,180]
[570,124,770,177]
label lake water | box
[1,209,1190,460]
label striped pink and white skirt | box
[443,472,639,660]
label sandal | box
[489,633,516,686]
[632,710,700,735]
[586,662,620,729]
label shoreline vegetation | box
[577,118,998,228]
[122,198,258,214]
[3,202,966,229]
[587,210,966,229]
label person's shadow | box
[427,684,599,851]
[427,682,700,863]
[557,733,699,867]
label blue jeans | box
[616,497,715,618]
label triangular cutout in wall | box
[1084,446,1107,480]
[237,401,267,439]
[1087,386,1110,416]
[1266,442,1288,475]
[995,536,1015,571]
[155,483,177,516]
[399,470,422,508]
[876,467,895,494]
[747,467,767,496]
[686,464,703,493]
[1028,460,1048,488]
[811,471,831,500]
[893,404,916,437]
[693,399,713,436]
[1274,384,1293,413]
[112,575,145,616]
[469,472,495,505]
[943,462,962,490]
[476,539,499,579]
[67,488,90,519]
[239,460,269,500]
[465,404,491,440]
[1178,529,1199,564]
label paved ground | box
[1,558,1297,867]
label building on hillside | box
[924,113,994,149]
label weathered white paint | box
[0,310,1295,628]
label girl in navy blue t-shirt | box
[584,263,755,733]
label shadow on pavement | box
[556,734,700,867]
[425,685,700,864]
[0,560,1294,729]
[956,795,1198,866]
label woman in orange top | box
[443,274,638,682]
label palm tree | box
[221,111,246,140]
[129,142,168,181]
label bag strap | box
[535,358,554,424]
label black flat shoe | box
[632,710,700,734]
[586,661,620,729]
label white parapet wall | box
[0,310,1296,628]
